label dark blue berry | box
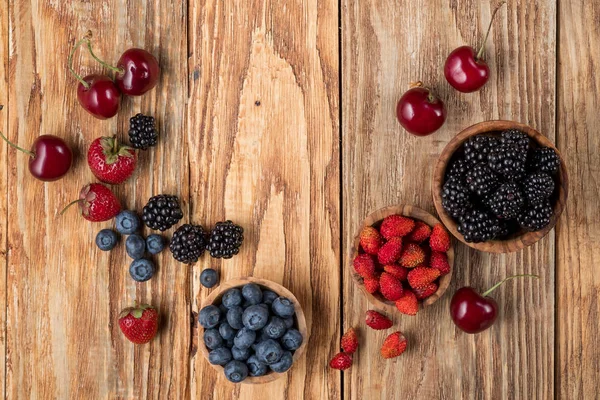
[269,351,293,373]
[281,329,303,351]
[231,346,252,361]
[208,347,232,366]
[203,328,223,350]
[129,259,155,282]
[224,360,248,383]
[262,290,278,305]
[222,289,243,309]
[95,229,118,251]
[218,322,236,341]
[146,234,166,254]
[272,297,295,318]
[219,304,228,314]
[200,269,219,288]
[226,306,244,330]
[255,339,283,365]
[263,317,286,339]
[226,338,235,348]
[234,327,256,349]
[247,355,268,377]
[125,234,146,259]
[242,283,263,305]
[242,305,269,331]
[257,330,271,343]
[115,210,140,234]
[284,317,294,329]
[199,305,221,329]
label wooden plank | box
[5,1,188,398]
[0,0,8,398]
[556,1,600,398]
[342,0,556,398]
[187,0,340,398]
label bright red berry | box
[87,136,137,184]
[118,304,159,344]
[62,183,121,222]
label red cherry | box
[396,82,446,136]
[444,1,506,93]
[77,74,121,119]
[114,49,160,96]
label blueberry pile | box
[442,130,560,242]
[199,284,303,383]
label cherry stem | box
[482,274,539,297]
[476,1,507,61]
[409,81,437,103]
[60,199,83,216]
[68,31,93,89]
[0,130,35,158]
[86,38,124,75]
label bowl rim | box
[349,204,454,312]
[199,276,308,384]
[432,120,569,253]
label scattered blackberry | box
[458,209,504,243]
[170,224,207,263]
[529,147,560,174]
[488,129,530,181]
[446,158,469,183]
[518,200,553,231]
[522,172,555,204]
[488,182,525,219]
[463,136,497,165]
[142,195,184,231]
[207,221,244,259]
[442,178,472,219]
[129,113,158,150]
[465,163,500,196]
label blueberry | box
[222,289,243,309]
[204,328,223,350]
[257,330,271,343]
[284,317,294,329]
[95,229,118,251]
[226,306,244,330]
[242,283,263,305]
[272,297,295,318]
[219,322,236,341]
[129,259,155,282]
[115,210,140,234]
[262,290,278,305]
[226,338,235,348]
[263,317,286,339]
[231,346,252,361]
[146,234,166,254]
[255,339,283,365]
[242,305,269,331]
[269,351,293,373]
[224,360,249,383]
[199,305,222,329]
[208,347,232,366]
[200,269,219,288]
[281,329,303,351]
[234,327,256,349]
[246,355,268,377]
[125,234,146,259]
[219,304,228,314]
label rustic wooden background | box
[0,0,598,399]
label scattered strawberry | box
[353,254,376,278]
[383,264,408,281]
[87,136,137,184]
[359,226,382,255]
[399,243,425,268]
[430,223,451,252]
[380,215,415,239]
[341,328,359,354]
[379,272,404,301]
[329,352,353,370]
[363,277,380,294]
[395,290,418,316]
[365,310,393,330]
[413,282,438,300]
[118,304,159,344]
[407,267,441,289]
[430,251,451,275]
[380,331,407,359]
[377,237,403,265]
[61,183,121,222]
[407,221,432,243]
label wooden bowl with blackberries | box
[433,120,568,253]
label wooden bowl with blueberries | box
[198,277,307,384]
[432,120,568,253]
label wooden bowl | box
[199,277,308,384]
[350,205,454,313]
[432,120,569,253]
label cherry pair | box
[69,31,160,120]
[397,2,506,136]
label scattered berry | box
[359,226,382,255]
[207,220,244,259]
[430,251,451,275]
[128,113,158,150]
[142,194,184,231]
[200,269,219,288]
[169,224,207,263]
[399,243,425,268]
[129,259,155,282]
[529,147,560,174]
[63,183,121,222]
[380,215,415,239]
[429,224,450,252]
[329,352,352,370]
[407,267,441,289]
[407,221,432,243]
[365,310,393,330]
[395,291,418,316]
[118,304,159,344]
[146,234,166,254]
[518,200,553,231]
[353,254,377,278]
[125,234,146,259]
[377,237,403,265]
[95,229,118,251]
[383,264,408,281]
[115,210,140,234]
[413,282,438,300]
[363,277,380,294]
[341,328,359,354]
[380,332,407,359]
[224,360,249,383]
[87,136,137,185]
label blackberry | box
[518,200,553,231]
[522,172,555,204]
[441,178,472,219]
[464,163,500,196]
[488,129,530,181]
[446,158,469,183]
[170,224,207,263]
[207,221,244,259]
[458,209,504,243]
[142,195,184,231]
[463,135,497,165]
[488,183,525,219]
[129,113,158,150]
[529,147,560,174]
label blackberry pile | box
[442,130,560,242]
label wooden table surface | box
[0,0,598,399]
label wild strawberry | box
[430,251,451,275]
[62,183,121,222]
[341,328,359,354]
[413,282,438,300]
[118,304,159,344]
[329,352,352,370]
[363,277,380,294]
[365,310,393,330]
[407,221,432,243]
[377,237,403,265]
[430,223,450,252]
[383,264,408,281]
[399,243,425,268]
[380,215,415,239]
[353,254,376,278]
[407,267,441,289]
[379,272,404,301]
[87,136,137,184]
[360,226,382,255]
[395,290,418,316]
[380,331,407,359]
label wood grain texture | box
[342,0,556,399]
[0,1,8,399]
[556,1,600,398]
[187,0,339,398]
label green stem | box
[86,40,124,74]
[0,130,35,158]
[60,199,83,216]
[68,31,93,89]
[476,1,507,61]
[482,274,539,297]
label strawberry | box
[429,223,450,252]
[430,251,451,275]
[399,243,425,268]
[363,277,380,294]
[407,267,441,289]
[87,136,137,185]
[329,352,353,370]
[341,328,359,354]
[379,215,415,239]
[379,272,404,301]
[383,264,408,281]
[118,304,159,344]
[413,282,438,300]
[353,254,376,278]
[407,221,432,243]
[377,237,403,265]
[360,226,382,255]
[365,310,393,330]
[380,331,407,359]
[395,290,418,316]
[62,183,121,222]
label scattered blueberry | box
[95,229,118,251]
[226,306,244,330]
[219,322,236,341]
[129,259,155,282]
[272,297,295,318]
[242,305,269,331]
[234,327,256,350]
[115,210,140,234]
[200,269,219,289]
[269,351,293,373]
[125,234,146,259]
[262,290,278,305]
[263,317,286,339]
[222,289,243,309]
[255,339,283,365]
[247,355,268,377]
[284,317,294,329]
[224,360,248,383]
[208,347,232,366]
[146,234,166,254]
[204,328,223,350]
[281,329,303,351]
[231,346,252,361]
[199,305,222,329]
[242,283,262,305]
